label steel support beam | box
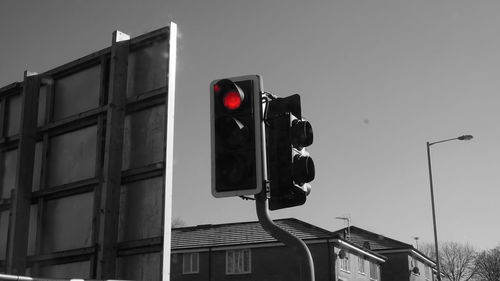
[95,30,129,279]
[6,71,40,274]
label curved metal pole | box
[255,192,315,281]
[427,142,442,281]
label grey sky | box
[1,0,499,250]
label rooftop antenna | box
[336,216,351,240]
[413,237,419,250]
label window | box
[182,252,199,274]
[226,249,251,274]
[358,256,365,274]
[339,252,350,272]
[369,262,379,281]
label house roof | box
[171,218,332,250]
[332,226,435,265]
[332,226,413,251]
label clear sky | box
[1,0,499,250]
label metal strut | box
[255,191,315,281]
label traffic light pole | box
[210,78,314,280]
[255,191,315,281]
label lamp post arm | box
[429,135,473,146]
[428,137,458,146]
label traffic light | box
[210,75,264,197]
[265,94,314,210]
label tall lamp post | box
[427,134,473,281]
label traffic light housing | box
[210,75,264,197]
[266,94,315,210]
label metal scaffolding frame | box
[0,24,176,280]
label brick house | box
[171,218,386,281]
[332,226,436,281]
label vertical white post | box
[163,21,177,281]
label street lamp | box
[426,134,473,281]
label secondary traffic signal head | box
[210,75,264,198]
[266,94,315,210]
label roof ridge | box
[334,225,413,248]
[277,218,333,236]
[172,218,335,250]
[172,217,313,231]
[172,219,261,230]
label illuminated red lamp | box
[223,91,242,110]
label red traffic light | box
[223,91,243,110]
[210,75,263,198]
[213,79,245,111]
